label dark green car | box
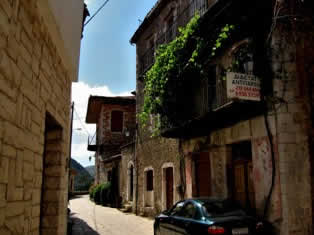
[154,198,267,235]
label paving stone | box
[69,195,153,235]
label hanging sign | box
[227,72,261,101]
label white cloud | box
[71,81,132,167]
[84,0,95,5]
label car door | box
[159,201,185,235]
[172,201,205,235]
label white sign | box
[227,72,261,101]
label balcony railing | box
[160,72,264,138]
[139,0,209,76]
[87,132,97,151]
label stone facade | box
[180,26,314,234]
[131,1,314,234]
[135,137,181,216]
[86,96,136,207]
[120,144,135,206]
[131,0,201,217]
[0,0,83,234]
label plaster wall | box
[39,0,84,81]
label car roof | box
[186,197,228,204]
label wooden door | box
[195,152,211,197]
[232,160,255,210]
[233,164,246,208]
[166,168,174,210]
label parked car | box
[154,198,268,235]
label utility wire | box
[74,108,91,136]
[84,0,110,27]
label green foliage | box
[139,14,237,134]
[139,14,202,133]
[89,182,112,206]
[211,24,235,57]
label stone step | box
[119,202,133,213]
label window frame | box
[110,110,124,133]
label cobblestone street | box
[69,195,154,235]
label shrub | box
[100,182,111,206]
[94,184,102,204]
[89,182,112,206]
[89,184,97,200]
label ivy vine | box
[139,13,238,135]
[139,14,202,130]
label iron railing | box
[88,132,97,146]
[139,0,209,75]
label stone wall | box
[0,1,78,234]
[136,136,181,216]
[120,144,135,206]
[271,26,313,235]
[94,102,136,188]
[181,23,314,235]
[134,0,208,217]
[98,103,136,149]
[181,116,281,223]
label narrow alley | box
[69,195,154,235]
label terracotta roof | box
[85,95,136,124]
[130,0,167,44]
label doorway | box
[228,141,255,211]
[162,163,175,211]
[40,113,64,234]
[193,152,211,197]
[166,167,174,210]
[129,164,134,201]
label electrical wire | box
[84,0,110,27]
[74,108,91,136]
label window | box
[169,201,184,216]
[181,202,197,219]
[111,111,123,132]
[107,170,112,182]
[146,170,154,191]
[202,200,245,218]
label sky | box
[71,0,157,167]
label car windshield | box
[201,200,246,218]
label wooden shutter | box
[111,111,123,132]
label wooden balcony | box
[160,73,265,138]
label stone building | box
[86,95,136,207]
[131,0,314,234]
[0,0,85,234]
[130,0,195,217]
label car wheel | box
[154,225,160,235]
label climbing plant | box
[139,14,201,130]
[139,13,238,135]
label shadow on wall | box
[68,212,100,235]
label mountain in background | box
[85,165,95,178]
[71,159,94,191]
